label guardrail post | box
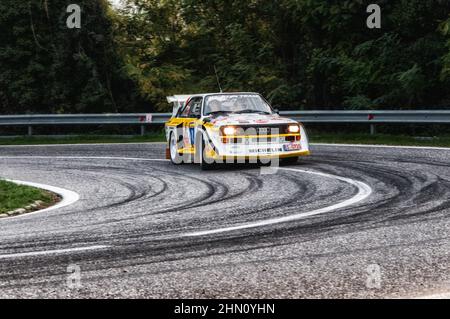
[140,125,145,136]
[28,125,33,136]
[370,124,376,135]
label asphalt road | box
[0,143,449,298]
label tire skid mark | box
[1,151,450,262]
[301,156,450,226]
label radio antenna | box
[214,65,223,93]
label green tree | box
[0,0,143,114]
[118,0,450,111]
[2,1,450,113]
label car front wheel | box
[169,132,183,165]
[280,156,299,166]
[196,134,215,170]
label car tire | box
[169,132,183,165]
[196,134,215,170]
[280,156,299,166]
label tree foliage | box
[0,0,143,114]
[1,1,450,114]
[118,0,450,111]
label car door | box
[179,97,202,153]
[184,97,203,152]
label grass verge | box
[0,134,165,145]
[0,133,449,148]
[0,180,55,214]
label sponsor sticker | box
[283,143,301,151]
[249,147,283,154]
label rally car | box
[165,92,310,169]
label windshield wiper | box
[207,111,231,116]
[233,109,271,114]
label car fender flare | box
[194,126,217,163]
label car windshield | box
[204,94,273,116]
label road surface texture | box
[0,143,449,298]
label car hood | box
[209,113,298,126]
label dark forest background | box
[1,0,450,114]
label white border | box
[1,156,372,231]
[1,142,450,151]
[0,245,109,260]
[312,143,450,151]
[0,142,165,148]
[181,167,372,237]
[3,179,80,219]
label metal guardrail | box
[0,111,449,136]
[283,110,450,124]
[0,113,170,125]
[0,114,170,136]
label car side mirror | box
[203,117,211,123]
[274,108,280,115]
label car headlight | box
[223,126,236,136]
[287,125,300,133]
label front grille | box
[225,137,280,143]
[236,124,288,135]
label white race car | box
[165,92,310,169]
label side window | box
[175,101,186,117]
[188,98,203,118]
[180,100,193,118]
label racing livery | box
[165,92,310,169]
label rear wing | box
[167,95,191,117]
